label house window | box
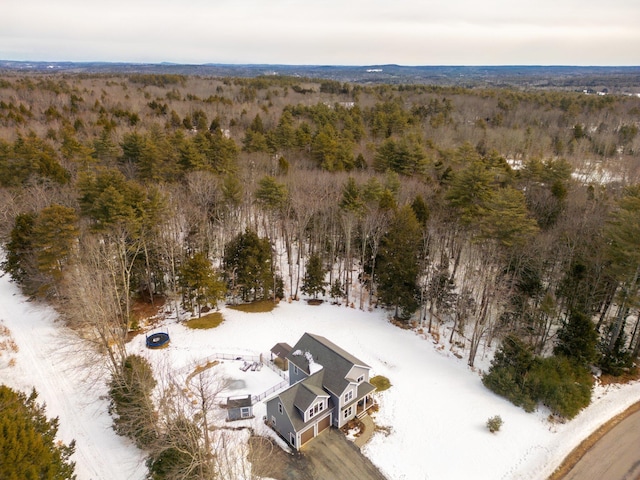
[344,390,353,403]
[343,406,353,419]
[289,432,296,446]
[293,365,298,375]
[271,415,276,427]
[241,407,251,418]
[278,403,283,414]
[357,375,364,383]
[309,401,324,420]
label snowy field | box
[2,271,640,480]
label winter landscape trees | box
[1,70,640,478]
[0,385,76,479]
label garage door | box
[318,415,331,433]
[301,426,315,446]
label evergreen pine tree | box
[1,212,36,285]
[109,355,157,448]
[482,335,537,412]
[0,385,76,479]
[302,253,327,299]
[330,279,344,303]
[554,311,599,366]
[224,230,273,301]
[446,159,494,225]
[411,194,429,227]
[179,252,226,317]
[375,205,421,320]
[32,204,79,282]
[479,187,539,247]
[599,323,633,375]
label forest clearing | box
[2,271,640,479]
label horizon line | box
[2,59,640,69]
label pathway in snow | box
[0,274,146,480]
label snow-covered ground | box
[2,271,640,480]
[0,274,147,480]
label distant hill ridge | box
[2,60,640,89]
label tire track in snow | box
[0,275,146,480]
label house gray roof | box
[277,371,333,432]
[356,381,376,404]
[268,333,377,438]
[227,394,252,409]
[287,333,370,396]
[293,371,329,412]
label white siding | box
[346,365,370,383]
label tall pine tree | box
[376,205,422,320]
[224,230,273,301]
[179,253,226,317]
[302,253,327,299]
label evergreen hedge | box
[483,335,593,419]
[109,354,158,448]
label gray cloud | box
[3,0,639,64]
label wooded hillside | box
[1,71,639,401]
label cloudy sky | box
[3,0,639,65]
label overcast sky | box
[3,0,639,66]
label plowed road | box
[563,408,640,480]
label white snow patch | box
[305,351,323,374]
[291,349,323,374]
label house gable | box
[293,372,330,422]
[346,364,370,384]
[266,371,333,447]
[265,394,295,444]
[293,380,327,413]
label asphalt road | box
[563,408,640,480]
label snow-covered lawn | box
[2,271,640,480]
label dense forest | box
[1,71,640,467]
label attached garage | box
[318,414,331,433]
[300,426,315,446]
[299,413,332,447]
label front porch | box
[356,394,376,418]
